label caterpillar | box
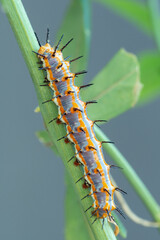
[34,29,126,236]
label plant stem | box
[148,0,160,51]
[95,126,160,223]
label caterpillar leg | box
[108,216,119,236]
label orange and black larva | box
[34,29,126,235]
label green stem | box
[95,126,160,223]
[148,0,160,51]
[0,0,116,239]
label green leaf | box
[138,51,160,104]
[93,0,154,35]
[36,130,59,156]
[81,49,142,121]
[56,0,91,85]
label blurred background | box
[0,0,160,239]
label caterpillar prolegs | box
[34,29,126,236]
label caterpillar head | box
[38,43,53,56]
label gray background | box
[1,0,160,239]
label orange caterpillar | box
[34,29,126,235]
